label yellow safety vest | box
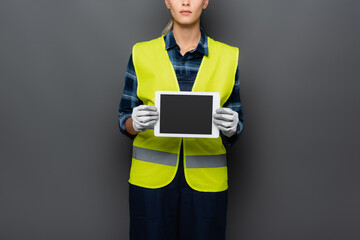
[130,36,238,192]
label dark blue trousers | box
[129,143,228,240]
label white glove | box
[131,105,159,132]
[213,107,239,137]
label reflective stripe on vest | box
[132,146,177,167]
[133,146,226,168]
[186,154,227,168]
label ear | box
[164,0,170,9]
[203,0,209,9]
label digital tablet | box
[154,91,220,138]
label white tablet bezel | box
[154,91,220,138]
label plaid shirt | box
[118,28,243,148]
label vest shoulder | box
[133,36,163,49]
[209,38,239,51]
[208,38,239,59]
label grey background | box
[1,0,359,239]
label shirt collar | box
[164,27,208,56]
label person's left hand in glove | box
[213,107,239,137]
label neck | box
[172,21,201,54]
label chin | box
[174,19,198,26]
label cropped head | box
[162,0,209,35]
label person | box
[118,0,244,239]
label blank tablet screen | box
[160,94,213,134]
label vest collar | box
[163,27,209,56]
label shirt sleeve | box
[220,65,244,148]
[118,54,143,139]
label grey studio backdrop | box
[0,0,359,239]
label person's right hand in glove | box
[127,105,159,134]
